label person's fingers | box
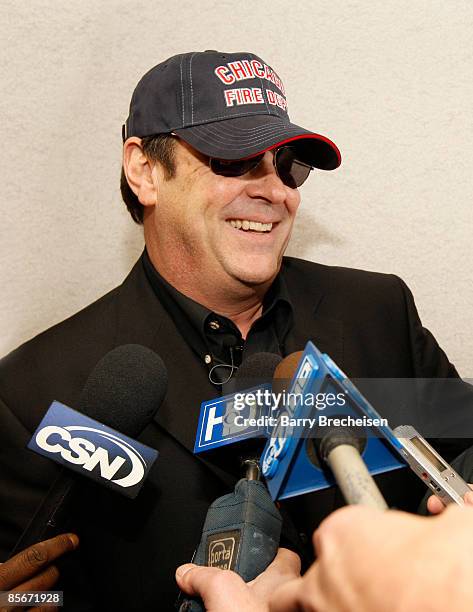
[245,548,300,606]
[313,505,380,558]
[427,484,473,513]
[0,534,78,590]
[257,548,301,580]
[426,494,446,514]
[176,564,258,611]
[176,563,199,594]
[11,563,60,594]
[176,564,241,598]
[2,572,60,612]
[268,576,306,612]
[175,550,301,611]
[2,568,61,612]
[176,552,300,609]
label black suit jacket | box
[0,256,465,610]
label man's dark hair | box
[120,134,176,224]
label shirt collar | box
[141,248,294,360]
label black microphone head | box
[77,344,168,437]
[316,422,367,462]
[234,352,282,391]
[223,353,283,469]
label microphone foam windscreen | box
[77,344,168,437]
[273,351,303,381]
[272,351,304,396]
[234,352,283,391]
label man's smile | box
[227,219,275,232]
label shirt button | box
[204,354,212,364]
[209,320,220,330]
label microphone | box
[233,351,283,391]
[260,350,389,509]
[271,350,303,396]
[230,352,283,462]
[194,352,282,455]
[179,354,283,612]
[74,344,168,436]
[261,342,406,501]
[208,334,240,385]
[315,423,388,509]
[261,342,468,508]
[10,344,168,556]
[178,460,282,612]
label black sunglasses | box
[209,146,313,189]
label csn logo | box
[34,425,147,488]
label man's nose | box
[245,151,287,203]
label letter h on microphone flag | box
[194,384,273,453]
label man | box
[0,50,469,610]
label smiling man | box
[125,140,302,337]
[0,50,468,610]
[120,50,340,348]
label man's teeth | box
[228,219,273,232]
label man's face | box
[145,139,301,292]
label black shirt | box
[142,249,293,385]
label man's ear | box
[122,138,157,207]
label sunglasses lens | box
[209,148,312,188]
[210,155,263,177]
[275,147,312,188]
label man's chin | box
[230,262,281,287]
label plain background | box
[1,1,472,374]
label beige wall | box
[1,1,472,374]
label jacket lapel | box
[283,258,344,365]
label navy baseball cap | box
[123,50,341,170]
